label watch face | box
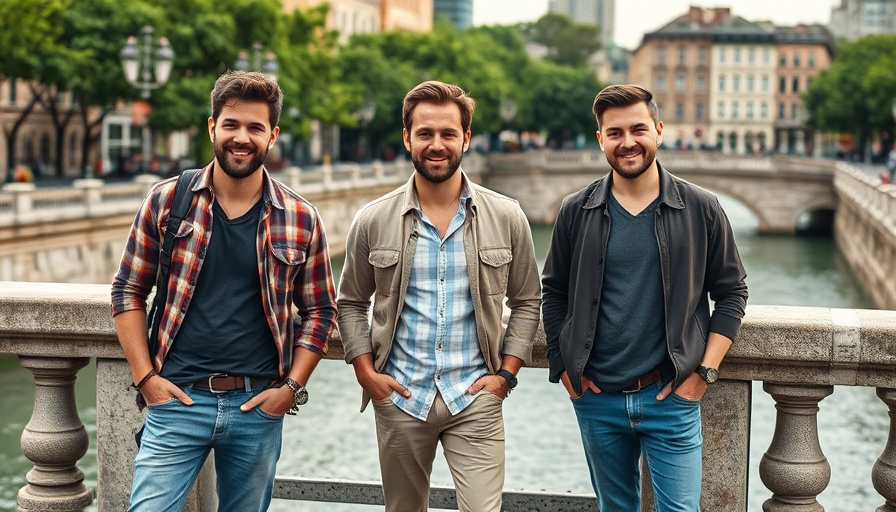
[294,388,309,406]
[704,368,719,384]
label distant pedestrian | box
[887,143,896,184]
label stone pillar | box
[72,179,104,216]
[16,356,94,512]
[760,383,833,512]
[873,388,896,512]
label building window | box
[732,101,739,119]
[779,52,787,67]
[747,74,754,92]
[792,76,800,92]
[678,46,687,65]
[734,47,741,63]
[718,74,725,92]
[696,74,706,91]
[698,47,707,65]
[747,102,754,119]
[764,48,771,64]
[808,52,816,68]
[696,103,704,121]
[676,103,685,121]
[657,74,666,92]
[779,77,787,93]
[733,74,740,92]
[793,53,801,67]
[778,102,785,120]
[717,101,725,118]
[657,103,665,119]
[762,75,770,92]
[675,73,685,92]
[761,102,768,119]
[748,48,755,63]
[791,103,799,120]
[719,48,726,63]
[8,78,16,105]
[657,47,666,65]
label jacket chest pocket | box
[270,242,307,293]
[369,248,400,296]
[479,247,512,295]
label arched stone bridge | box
[482,151,838,234]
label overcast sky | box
[472,0,841,49]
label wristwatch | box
[496,369,518,394]
[696,365,719,384]
[283,378,309,414]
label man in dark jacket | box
[541,84,748,511]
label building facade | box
[629,6,832,156]
[0,79,94,180]
[380,0,433,32]
[774,25,835,155]
[830,0,896,40]
[283,0,380,43]
[433,0,472,29]
[548,0,615,45]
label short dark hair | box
[402,80,475,133]
[210,71,283,128]
[592,84,659,130]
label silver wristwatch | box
[283,378,309,414]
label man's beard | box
[411,148,463,184]
[213,136,269,179]
[607,145,656,180]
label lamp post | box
[120,26,174,173]
[235,42,279,81]
[499,99,517,152]
[354,97,376,162]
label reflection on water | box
[0,191,888,511]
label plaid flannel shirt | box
[111,163,337,376]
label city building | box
[830,0,896,40]
[380,0,434,32]
[433,0,472,29]
[283,0,380,43]
[548,0,615,45]
[774,24,835,155]
[0,79,95,180]
[629,6,832,156]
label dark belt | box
[620,368,663,394]
[193,374,273,393]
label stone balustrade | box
[1,282,896,511]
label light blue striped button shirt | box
[383,191,488,420]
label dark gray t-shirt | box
[585,192,669,390]
[161,198,278,385]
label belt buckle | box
[622,378,642,394]
[207,373,229,394]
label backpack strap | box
[147,168,200,358]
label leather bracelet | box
[129,369,158,391]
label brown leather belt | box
[620,368,663,394]
[193,374,273,393]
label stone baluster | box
[760,383,833,512]
[17,356,94,512]
[873,388,896,512]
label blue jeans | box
[128,383,283,512]
[571,381,702,512]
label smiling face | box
[596,101,663,181]
[403,101,470,184]
[208,99,279,180]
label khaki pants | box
[372,391,505,512]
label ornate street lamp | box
[235,42,279,81]
[120,26,174,173]
[354,97,377,162]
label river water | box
[0,193,888,511]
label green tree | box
[522,59,602,147]
[804,35,896,156]
[522,13,602,68]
